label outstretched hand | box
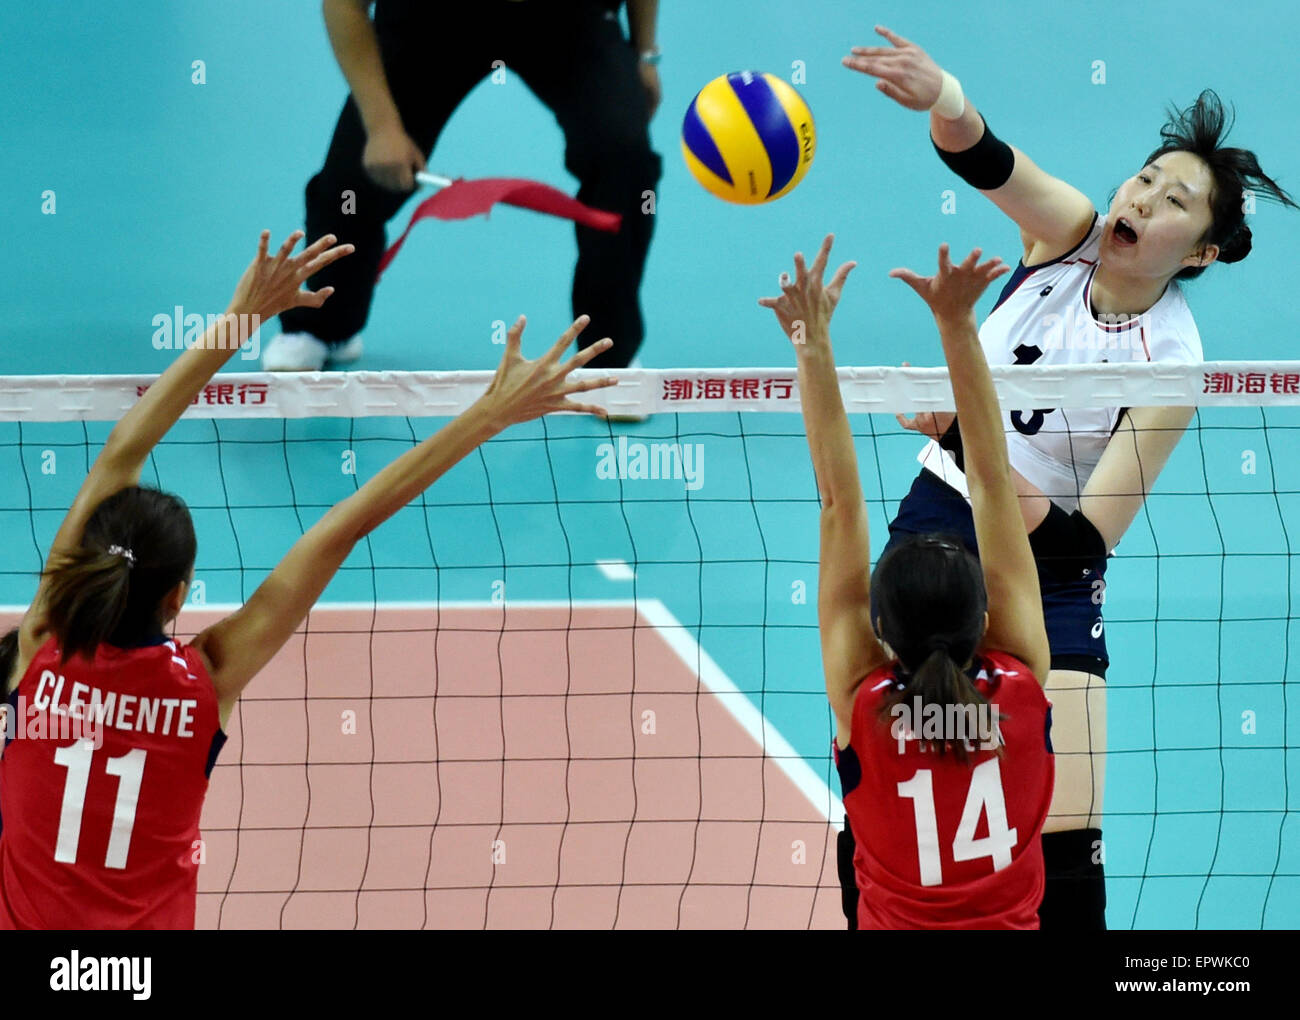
[841,25,944,111]
[890,244,1009,324]
[481,315,618,425]
[757,233,856,347]
[229,230,354,319]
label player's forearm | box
[322,0,403,134]
[627,0,659,51]
[105,309,249,469]
[795,332,864,512]
[936,313,1015,506]
[323,400,502,548]
[1076,405,1194,551]
[929,97,984,154]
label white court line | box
[636,598,844,829]
[0,597,844,828]
[596,560,636,582]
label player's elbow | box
[819,491,858,523]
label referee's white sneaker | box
[262,333,363,372]
[328,335,364,365]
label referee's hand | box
[363,123,426,192]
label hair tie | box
[926,635,951,654]
[107,544,136,567]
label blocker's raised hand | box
[758,233,857,346]
[481,315,619,425]
[890,244,1009,324]
[229,230,354,319]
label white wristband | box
[931,70,966,120]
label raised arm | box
[759,235,888,744]
[192,318,616,724]
[18,232,351,663]
[843,26,1095,263]
[323,0,426,191]
[891,246,1050,683]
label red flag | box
[377,177,623,279]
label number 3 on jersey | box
[1010,343,1055,436]
[52,740,146,870]
[897,758,1018,886]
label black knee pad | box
[1040,827,1107,930]
[837,815,858,930]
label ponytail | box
[881,644,995,765]
[43,547,133,663]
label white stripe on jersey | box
[919,212,1203,517]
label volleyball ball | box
[681,71,815,205]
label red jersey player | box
[761,236,1053,928]
[0,229,616,929]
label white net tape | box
[3,362,1300,422]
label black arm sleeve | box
[932,115,1016,191]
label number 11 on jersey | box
[52,740,147,870]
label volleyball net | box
[0,362,1296,929]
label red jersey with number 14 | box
[834,650,1054,929]
[0,635,224,930]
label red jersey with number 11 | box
[0,635,224,930]
[834,650,1054,929]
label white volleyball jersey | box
[918,212,1203,514]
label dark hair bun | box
[1219,222,1252,264]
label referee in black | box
[266,0,663,372]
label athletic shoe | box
[326,335,364,365]
[262,332,329,372]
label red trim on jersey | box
[1025,213,1098,271]
[1082,268,1144,333]
[989,213,1099,315]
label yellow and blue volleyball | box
[681,71,815,205]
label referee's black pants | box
[280,0,662,368]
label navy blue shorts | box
[883,469,1109,678]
